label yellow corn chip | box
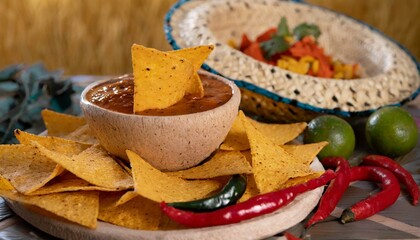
[15,130,91,156]
[99,192,161,230]
[0,144,63,194]
[220,115,248,150]
[115,190,138,206]
[158,214,186,230]
[249,118,307,145]
[131,44,194,113]
[27,172,119,196]
[238,174,259,203]
[41,109,86,136]
[281,142,328,166]
[64,125,98,144]
[221,114,307,151]
[33,143,133,190]
[0,174,14,190]
[127,150,221,202]
[167,150,252,179]
[1,190,99,229]
[279,171,324,189]
[169,45,215,97]
[239,111,314,193]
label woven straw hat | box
[165,0,420,121]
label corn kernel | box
[312,60,319,74]
[300,56,315,63]
[333,72,344,79]
[227,39,237,49]
[284,36,295,44]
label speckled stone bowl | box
[165,0,420,121]
[80,70,241,171]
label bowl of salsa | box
[80,70,241,171]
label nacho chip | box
[41,109,86,137]
[220,115,248,151]
[33,143,133,190]
[169,45,215,97]
[0,174,14,190]
[0,190,99,229]
[0,144,63,194]
[238,174,259,203]
[131,44,194,113]
[249,118,307,145]
[279,171,324,189]
[28,172,119,196]
[281,142,328,166]
[221,114,307,151]
[239,111,314,193]
[127,150,221,202]
[167,150,252,179]
[15,129,91,156]
[115,190,138,206]
[64,125,98,144]
[99,192,161,230]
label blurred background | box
[0,0,418,76]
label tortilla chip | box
[127,150,221,202]
[238,174,259,203]
[249,118,307,145]
[115,157,132,176]
[158,214,186,230]
[0,174,14,190]
[0,190,99,229]
[0,144,63,194]
[169,45,215,97]
[220,115,248,151]
[115,190,138,206]
[279,171,324,189]
[281,142,328,166]
[27,172,119,196]
[15,129,91,156]
[239,111,314,193]
[221,114,307,151]
[99,192,161,230]
[241,150,252,164]
[41,109,86,137]
[167,150,252,179]
[33,143,133,190]
[131,44,194,113]
[64,125,98,144]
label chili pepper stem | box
[340,209,355,223]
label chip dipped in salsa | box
[86,73,233,116]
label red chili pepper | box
[160,170,336,228]
[340,166,400,223]
[362,155,419,205]
[306,157,351,228]
[284,232,303,240]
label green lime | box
[365,106,418,158]
[304,115,356,160]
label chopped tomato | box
[243,42,266,62]
[240,34,252,51]
[256,28,277,43]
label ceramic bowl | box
[80,70,241,171]
[165,0,420,121]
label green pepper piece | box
[168,174,247,212]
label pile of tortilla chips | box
[0,108,327,230]
[0,44,328,231]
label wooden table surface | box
[0,76,419,240]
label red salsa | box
[87,75,233,116]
